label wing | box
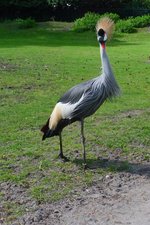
[71,79,107,119]
[49,78,97,129]
[57,76,108,120]
[58,79,95,104]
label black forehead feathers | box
[98,28,105,36]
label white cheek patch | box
[97,36,100,42]
[104,33,107,41]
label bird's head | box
[97,28,107,44]
[96,17,115,46]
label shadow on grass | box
[73,158,150,178]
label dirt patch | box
[111,109,148,121]
[0,182,37,224]
[93,109,150,126]
[58,174,150,225]
[0,165,150,225]
[0,61,18,72]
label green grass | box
[0,21,150,208]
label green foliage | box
[129,14,150,28]
[116,19,136,33]
[116,14,150,33]
[15,18,37,29]
[74,13,150,33]
[73,12,100,32]
[73,12,120,32]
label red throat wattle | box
[101,42,105,49]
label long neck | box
[99,42,120,97]
[100,42,114,78]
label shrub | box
[73,12,100,32]
[73,12,120,32]
[16,18,37,29]
[73,13,150,33]
[116,14,150,33]
[116,19,136,33]
[129,15,150,28]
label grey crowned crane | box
[41,17,120,169]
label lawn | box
[0,21,150,219]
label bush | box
[116,14,150,33]
[73,12,100,32]
[73,12,150,33]
[116,19,136,33]
[73,12,120,32]
[129,15,150,28]
[16,18,37,29]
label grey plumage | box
[58,80,94,105]
[41,18,120,169]
[58,47,120,119]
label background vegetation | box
[0,0,150,21]
[73,13,150,33]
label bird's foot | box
[58,153,69,162]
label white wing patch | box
[58,94,84,119]
[49,94,84,130]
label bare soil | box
[0,61,17,71]
[0,163,150,225]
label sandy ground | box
[0,163,150,225]
[59,174,150,225]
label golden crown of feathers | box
[96,17,115,40]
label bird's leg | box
[59,132,63,158]
[80,119,87,170]
[58,132,69,162]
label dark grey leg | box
[59,132,63,158]
[80,119,87,170]
[59,132,69,162]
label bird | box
[41,17,120,169]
